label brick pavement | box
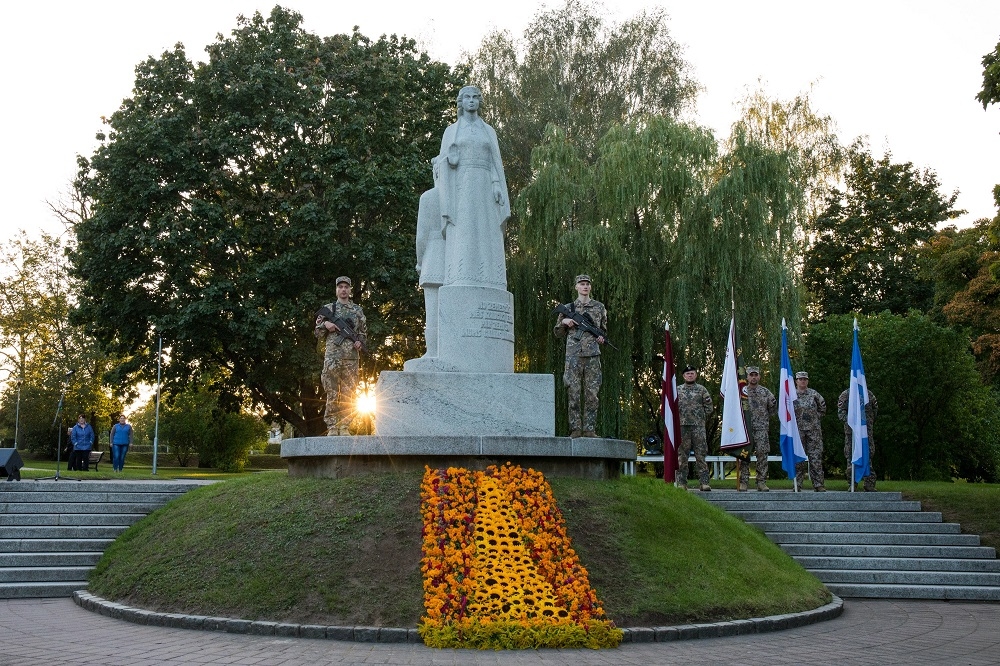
[2,597,999,666]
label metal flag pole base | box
[850,463,855,493]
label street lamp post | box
[153,334,162,475]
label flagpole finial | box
[782,317,787,330]
[853,317,859,331]
[665,320,670,331]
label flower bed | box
[419,464,622,649]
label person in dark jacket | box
[70,414,95,471]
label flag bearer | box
[677,365,714,491]
[741,367,777,492]
[838,388,878,491]
[793,371,827,491]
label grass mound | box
[88,472,830,627]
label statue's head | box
[456,85,482,117]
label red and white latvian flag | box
[719,316,750,450]
[661,321,680,482]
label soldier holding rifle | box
[315,276,368,436]
[553,275,607,438]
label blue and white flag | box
[848,318,871,483]
[778,319,807,478]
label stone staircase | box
[701,490,1000,601]
[0,480,206,598]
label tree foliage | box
[806,313,1000,483]
[70,7,463,435]
[0,232,119,454]
[977,37,1000,110]
[515,115,806,439]
[465,0,698,216]
[803,143,962,318]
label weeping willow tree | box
[512,116,806,439]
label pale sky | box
[1,0,998,247]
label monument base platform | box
[374,371,554,437]
[280,436,636,480]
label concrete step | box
[780,543,997,559]
[796,556,1000,572]
[811,569,1000,587]
[708,500,922,512]
[823,582,1000,601]
[703,490,903,501]
[747,520,962,534]
[0,538,114,553]
[0,566,94,583]
[0,502,171,514]
[0,492,186,504]
[0,481,205,493]
[767,532,981,546]
[0,513,146,527]
[728,510,942,523]
[0,581,88,599]
[0,552,103,567]
[0,526,128,540]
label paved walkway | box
[2,598,999,665]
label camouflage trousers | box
[738,427,771,486]
[844,431,877,491]
[795,426,825,489]
[321,357,359,431]
[564,355,602,432]
[676,424,710,486]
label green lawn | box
[87,471,830,628]
[15,459,266,481]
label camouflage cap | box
[795,371,809,379]
[335,276,352,286]
[746,366,760,374]
[575,274,592,284]
[683,364,698,373]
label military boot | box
[756,482,771,492]
[582,430,598,438]
[699,484,712,492]
[569,429,583,438]
[737,481,748,492]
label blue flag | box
[847,319,871,483]
[778,320,807,479]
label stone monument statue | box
[405,85,513,374]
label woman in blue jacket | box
[70,415,95,471]
[110,414,133,472]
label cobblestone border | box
[73,591,843,644]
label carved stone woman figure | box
[435,85,510,289]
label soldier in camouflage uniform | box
[740,366,777,492]
[677,365,714,491]
[838,387,878,491]
[315,276,368,436]
[793,371,827,491]
[554,275,607,438]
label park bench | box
[624,454,783,479]
[87,450,105,471]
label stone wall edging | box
[73,591,843,644]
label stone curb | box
[73,591,843,644]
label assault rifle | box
[551,303,618,350]
[315,306,368,353]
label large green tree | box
[805,313,1000,483]
[977,36,1000,110]
[466,0,698,218]
[803,143,962,318]
[516,113,807,439]
[70,7,463,435]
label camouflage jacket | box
[794,387,826,431]
[678,381,713,426]
[553,298,607,358]
[837,389,878,431]
[315,301,367,362]
[743,383,777,430]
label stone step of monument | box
[765,531,981,546]
[724,510,943,523]
[779,543,996,559]
[0,525,129,540]
[709,499,922,512]
[811,568,1000,587]
[0,480,205,598]
[796,556,1000,573]
[0,513,146,527]
[822,582,1000,601]
[0,551,104,568]
[0,566,95,583]
[747,520,962,534]
[0,581,88,599]
[0,501,169,515]
[702,490,903,501]
[0,538,115,553]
